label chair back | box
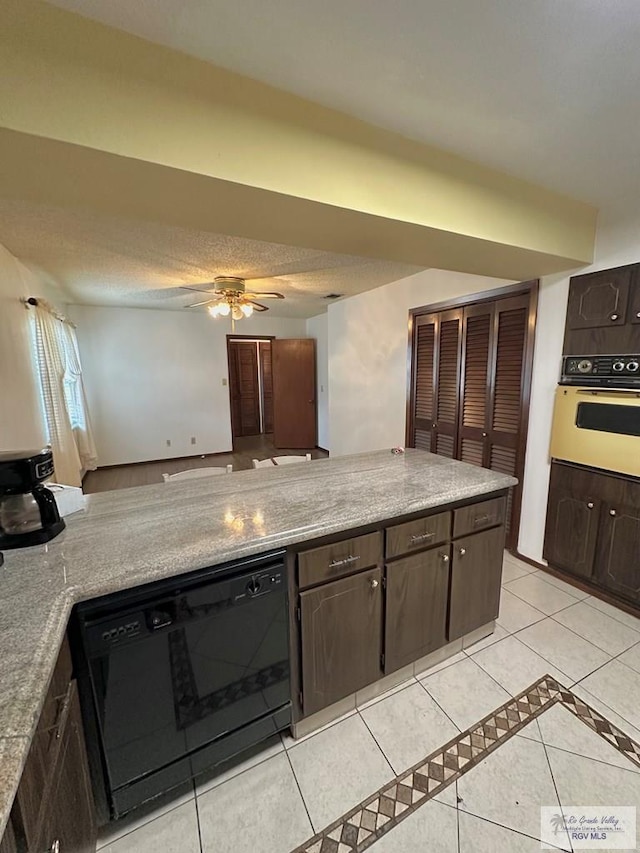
[162,464,233,482]
[272,454,312,465]
[252,458,277,469]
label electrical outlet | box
[191,436,196,445]
[166,439,171,447]
[222,377,228,386]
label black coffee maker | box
[0,449,66,549]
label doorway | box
[227,337,274,441]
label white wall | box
[0,242,49,450]
[518,207,640,561]
[69,304,306,467]
[328,269,515,457]
[306,313,329,450]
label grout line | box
[356,709,398,777]
[538,737,640,777]
[456,805,573,853]
[455,780,461,853]
[537,718,576,853]
[503,583,582,619]
[512,625,610,683]
[283,746,316,835]
[95,792,196,850]
[582,597,640,634]
[192,780,205,853]
[283,708,359,752]
[195,741,286,798]
[569,682,640,738]
[355,674,418,713]
[415,676,463,733]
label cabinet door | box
[449,526,505,640]
[543,485,599,580]
[385,549,449,673]
[37,682,96,853]
[433,310,463,458]
[631,278,640,325]
[300,567,382,716]
[567,268,631,330]
[0,818,17,853]
[595,503,640,603]
[458,303,493,467]
[410,313,437,452]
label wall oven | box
[74,551,290,819]
[550,354,640,477]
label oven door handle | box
[576,389,640,399]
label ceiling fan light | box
[241,303,254,317]
[231,304,243,321]
[208,304,220,317]
[218,301,231,316]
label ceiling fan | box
[182,276,284,322]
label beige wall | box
[0,242,48,450]
[69,304,307,467]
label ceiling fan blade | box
[247,300,269,312]
[250,291,285,299]
[185,298,219,308]
[180,283,220,295]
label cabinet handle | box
[410,531,434,545]
[482,432,488,438]
[636,311,640,319]
[459,547,467,556]
[441,553,450,563]
[472,514,491,527]
[50,687,72,740]
[587,502,594,509]
[610,509,617,516]
[329,555,359,569]
[49,841,60,853]
[370,578,379,589]
[610,313,619,321]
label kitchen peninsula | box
[0,449,516,850]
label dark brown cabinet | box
[299,566,383,716]
[407,286,536,549]
[544,461,640,607]
[384,548,449,673]
[631,283,640,325]
[566,267,631,330]
[448,525,506,641]
[1,638,96,853]
[595,502,640,603]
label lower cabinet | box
[594,501,640,603]
[1,638,96,853]
[544,461,640,605]
[448,525,506,640]
[384,548,449,673]
[299,567,383,716]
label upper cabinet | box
[563,263,640,354]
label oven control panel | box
[561,354,640,388]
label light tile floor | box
[96,552,640,853]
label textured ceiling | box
[46,0,640,210]
[0,201,422,317]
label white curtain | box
[32,302,98,486]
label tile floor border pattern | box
[290,675,640,853]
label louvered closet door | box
[433,310,463,458]
[411,314,437,451]
[486,295,529,538]
[458,304,493,466]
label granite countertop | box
[0,449,516,835]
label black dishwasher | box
[74,551,290,818]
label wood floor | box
[82,434,329,494]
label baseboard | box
[514,549,640,619]
[93,450,233,471]
[316,446,330,454]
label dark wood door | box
[433,310,463,458]
[458,303,493,467]
[543,487,599,581]
[631,278,640,325]
[300,567,382,715]
[259,341,274,433]
[595,501,640,603]
[272,339,316,448]
[0,819,17,853]
[486,295,530,545]
[37,682,96,853]
[448,525,505,640]
[566,267,631,331]
[228,341,261,437]
[410,314,437,452]
[385,549,449,673]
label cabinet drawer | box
[17,636,73,848]
[385,512,451,559]
[453,497,506,538]
[298,532,381,589]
